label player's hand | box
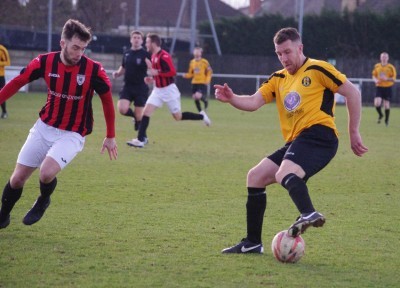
[148,68,159,76]
[101,137,118,160]
[349,132,368,157]
[214,83,234,103]
[144,76,154,85]
[112,71,118,79]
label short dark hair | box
[273,27,301,45]
[146,33,161,47]
[131,30,144,40]
[61,19,92,42]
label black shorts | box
[119,84,149,107]
[267,125,338,181]
[375,86,392,100]
[192,84,207,96]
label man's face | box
[380,53,389,64]
[275,39,303,75]
[145,37,154,53]
[193,48,202,59]
[130,33,143,49]
[60,35,88,66]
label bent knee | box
[247,168,275,187]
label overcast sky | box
[220,0,249,9]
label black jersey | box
[122,48,151,85]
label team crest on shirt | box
[136,58,142,65]
[302,76,311,87]
[284,92,301,112]
[77,74,85,86]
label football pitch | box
[0,93,399,287]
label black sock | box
[40,178,57,199]
[194,100,202,112]
[376,106,383,118]
[138,115,150,141]
[1,102,6,113]
[385,109,390,123]
[134,120,141,131]
[246,187,266,244]
[203,99,208,111]
[124,108,135,119]
[0,181,23,219]
[281,173,315,214]
[181,112,202,120]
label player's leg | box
[201,94,209,112]
[277,125,338,237]
[383,89,391,126]
[0,164,36,229]
[0,77,7,118]
[23,129,84,225]
[384,99,390,126]
[191,85,202,112]
[199,84,208,112]
[132,85,149,131]
[222,157,279,254]
[0,119,50,228]
[166,84,211,125]
[118,86,135,119]
[126,89,161,148]
[193,92,202,112]
[374,87,383,123]
[118,99,135,118]
[1,102,7,118]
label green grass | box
[0,93,399,287]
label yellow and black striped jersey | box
[0,45,10,77]
[258,58,346,143]
[184,58,212,84]
[372,62,396,88]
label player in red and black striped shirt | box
[127,33,211,148]
[0,19,118,229]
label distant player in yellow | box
[372,52,396,126]
[183,47,212,112]
[215,27,368,254]
[0,44,11,118]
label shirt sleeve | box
[258,74,279,104]
[0,56,42,104]
[158,54,176,77]
[99,90,116,138]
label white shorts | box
[146,83,181,114]
[17,119,85,170]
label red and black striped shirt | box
[0,52,115,137]
[151,49,176,88]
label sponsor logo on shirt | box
[284,91,301,112]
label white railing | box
[7,66,398,97]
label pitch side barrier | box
[6,66,398,105]
[177,72,400,104]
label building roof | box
[240,0,399,18]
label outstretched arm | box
[112,66,125,79]
[337,80,368,157]
[99,91,118,160]
[214,83,265,111]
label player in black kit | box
[113,30,151,130]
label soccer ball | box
[271,230,305,263]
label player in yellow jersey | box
[183,47,212,112]
[0,43,11,118]
[372,52,396,126]
[215,27,368,254]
